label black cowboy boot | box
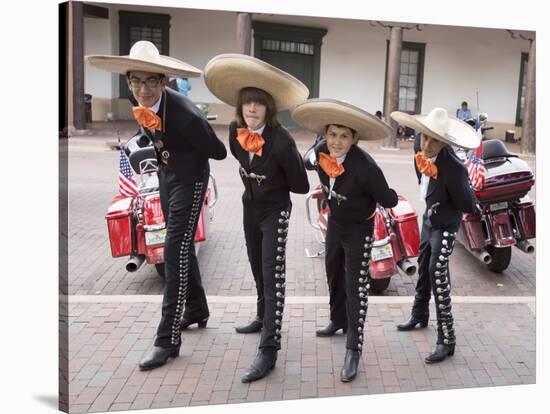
[425,343,455,363]
[138,345,180,370]
[241,348,277,383]
[180,316,209,331]
[316,321,347,337]
[340,349,360,382]
[235,316,263,334]
[396,312,429,331]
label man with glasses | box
[87,41,227,370]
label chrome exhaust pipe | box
[126,255,145,272]
[398,259,417,276]
[516,240,535,254]
[476,249,492,265]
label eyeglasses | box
[128,76,162,88]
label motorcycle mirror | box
[479,113,488,122]
[303,147,318,170]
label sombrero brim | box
[204,54,309,110]
[291,99,393,141]
[85,55,202,78]
[391,111,480,149]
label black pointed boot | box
[235,316,263,334]
[241,348,277,383]
[340,349,360,382]
[138,346,180,370]
[425,343,455,363]
[316,321,347,337]
[396,312,429,331]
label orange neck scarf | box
[415,152,438,179]
[237,128,265,157]
[132,107,162,131]
[319,152,345,178]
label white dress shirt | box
[420,154,437,201]
[247,124,266,162]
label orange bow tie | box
[132,107,162,131]
[415,152,438,179]
[237,128,265,157]
[319,152,345,178]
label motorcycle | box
[458,138,536,272]
[303,143,421,293]
[105,117,219,278]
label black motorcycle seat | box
[128,146,158,174]
[482,139,518,160]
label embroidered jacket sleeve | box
[183,115,227,160]
[444,155,477,213]
[361,158,398,208]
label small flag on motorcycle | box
[465,120,486,191]
[118,148,139,197]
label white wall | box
[405,25,529,123]
[83,5,531,125]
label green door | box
[261,51,315,127]
[253,22,327,128]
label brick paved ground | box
[65,124,537,412]
[67,300,535,413]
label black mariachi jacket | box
[228,121,309,210]
[314,141,398,225]
[133,88,227,183]
[416,145,478,229]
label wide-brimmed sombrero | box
[391,108,480,149]
[86,40,202,78]
[204,53,309,110]
[291,98,393,141]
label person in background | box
[176,77,192,96]
[456,101,472,121]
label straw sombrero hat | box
[291,99,393,141]
[391,108,480,149]
[86,40,202,78]
[204,54,309,110]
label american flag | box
[118,148,139,197]
[465,120,486,191]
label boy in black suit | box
[391,108,479,363]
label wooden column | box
[521,39,536,154]
[236,12,252,55]
[72,0,86,130]
[383,26,403,148]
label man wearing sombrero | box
[292,99,398,381]
[205,54,310,382]
[391,108,478,363]
[87,41,227,370]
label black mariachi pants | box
[155,165,209,348]
[325,217,374,351]
[412,212,459,345]
[243,201,292,350]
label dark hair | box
[375,110,382,118]
[461,101,468,106]
[126,71,165,81]
[324,123,357,138]
[235,87,280,129]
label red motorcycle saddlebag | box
[388,198,420,258]
[515,201,536,239]
[461,213,486,250]
[105,195,134,257]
